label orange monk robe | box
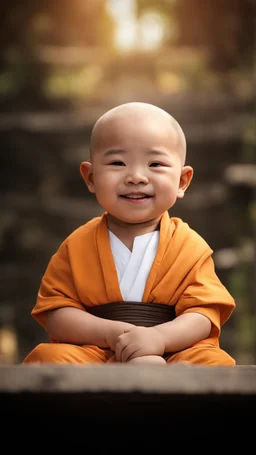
[30,210,235,348]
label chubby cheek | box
[158,183,180,205]
[93,176,118,204]
[160,193,177,207]
[93,172,112,189]
[157,178,179,194]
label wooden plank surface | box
[1,364,256,394]
[1,364,255,421]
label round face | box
[81,111,192,227]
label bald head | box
[89,102,187,164]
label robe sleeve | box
[31,240,86,329]
[175,252,235,338]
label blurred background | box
[0,0,255,365]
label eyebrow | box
[147,150,169,156]
[103,148,126,157]
[103,148,169,157]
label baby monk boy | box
[23,102,236,366]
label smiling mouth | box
[121,194,151,199]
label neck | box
[106,214,162,250]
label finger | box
[120,344,133,362]
[121,345,142,363]
[115,339,126,362]
[125,348,141,362]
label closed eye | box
[108,161,125,166]
[149,162,165,167]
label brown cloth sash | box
[86,302,176,327]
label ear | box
[80,161,96,193]
[177,165,194,199]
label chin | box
[121,218,144,224]
[116,216,148,225]
[123,216,157,225]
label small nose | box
[125,169,149,185]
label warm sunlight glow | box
[108,0,166,51]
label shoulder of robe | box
[169,217,213,258]
[54,215,104,256]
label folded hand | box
[115,326,165,362]
[105,321,135,351]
